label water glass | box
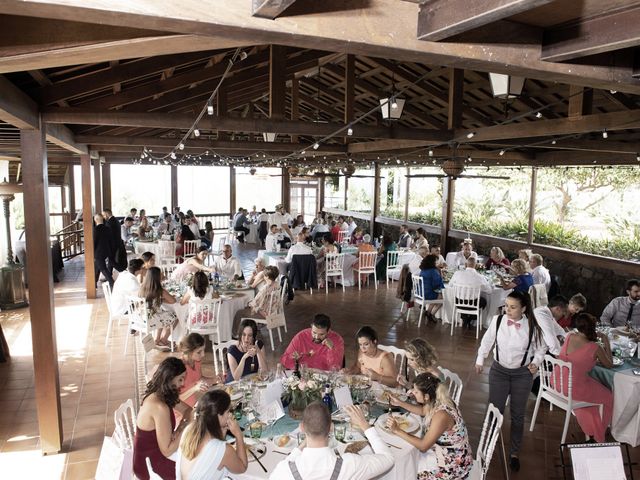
[297,432,306,445]
[250,422,263,439]
[334,422,347,442]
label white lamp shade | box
[262,132,277,142]
[489,73,525,99]
[379,97,405,120]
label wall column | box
[371,164,380,237]
[281,168,291,212]
[93,155,102,213]
[170,165,178,209]
[20,124,63,454]
[229,166,236,215]
[81,154,96,299]
[101,161,111,210]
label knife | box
[248,447,268,472]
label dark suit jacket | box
[105,216,122,256]
[94,224,114,260]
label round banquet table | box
[246,224,260,244]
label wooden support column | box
[81,153,96,299]
[404,167,410,221]
[229,166,236,215]
[281,168,291,211]
[568,85,593,117]
[93,155,102,213]
[527,167,537,245]
[269,45,287,120]
[371,164,381,237]
[318,174,325,212]
[68,164,76,216]
[20,125,63,454]
[343,176,349,210]
[344,54,355,142]
[290,78,299,143]
[170,165,178,209]
[441,68,464,248]
[101,161,111,210]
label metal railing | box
[52,220,84,260]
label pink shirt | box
[280,328,344,371]
[179,360,201,407]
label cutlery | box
[385,442,402,450]
[248,448,268,472]
[273,450,288,455]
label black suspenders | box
[495,315,534,367]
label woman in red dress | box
[557,313,613,442]
[133,357,190,480]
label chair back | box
[160,263,179,280]
[183,240,200,258]
[325,253,345,275]
[161,234,172,241]
[411,274,425,301]
[541,353,573,402]
[113,398,137,450]
[213,339,237,376]
[157,240,176,262]
[187,298,221,337]
[145,457,164,480]
[386,251,401,272]
[102,282,113,316]
[453,284,482,307]
[357,251,377,271]
[127,296,150,331]
[377,344,406,373]
[439,367,463,406]
[475,403,504,479]
[336,230,348,244]
[529,284,549,309]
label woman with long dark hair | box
[175,390,248,479]
[343,326,398,387]
[226,319,267,382]
[139,266,178,348]
[475,290,546,471]
[133,357,189,480]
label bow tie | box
[507,319,521,329]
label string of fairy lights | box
[132,51,640,173]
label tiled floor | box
[1,245,638,479]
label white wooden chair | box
[528,283,548,309]
[438,366,463,406]
[159,263,179,281]
[377,344,407,373]
[247,280,288,351]
[183,240,200,259]
[385,251,402,289]
[450,284,483,338]
[145,458,164,480]
[187,298,222,346]
[112,398,136,450]
[325,252,345,293]
[125,296,160,354]
[354,251,378,290]
[157,239,177,265]
[530,354,604,444]
[409,275,443,327]
[102,282,126,347]
[469,403,504,480]
[213,339,237,378]
[336,230,349,244]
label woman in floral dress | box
[387,372,473,480]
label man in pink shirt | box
[280,314,344,371]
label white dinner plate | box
[272,434,296,450]
[375,413,420,435]
[613,357,624,366]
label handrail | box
[52,220,84,260]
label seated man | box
[157,213,174,236]
[265,224,281,252]
[270,402,393,480]
[281,314,344,371]
[120,216,136,249]
[234,208,250,243]
[214,244,243,280]
[285,232,313,263]
[534,295,568,356]
[110,259,144,316]
[601,279,640,328]
[269,204,293,240]
[429,244,446,268]
[530,253,551,293]
[397,224,412,248]
[449,256,491,329]
[452,238,477,269]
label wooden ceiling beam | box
[541,5,640,62]
[252,0,298,20]
[43,108,453,141]
[474,138,640,155]
[4,0,640,94]
[534,149,640,165]
[417,0,553,42]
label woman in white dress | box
[176,390,248,480]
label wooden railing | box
[195,213,232,231]
[52,220,84,260]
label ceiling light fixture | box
[193,129,200,137]
[466,132,475,139]
[602,129,608,139]
[347,127,353,136]
[313,143,320,150]
[207,101,214,115]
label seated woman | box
[176,390,248,480]
[398,338,441,388]
[176,224,196,259]
[343,326,398,387]
[247,257,266,290]
[177,333,221,413]
[226,319,267,382]
[386,373,473,480]
[173,246,215,282]
[317,236,339,289]
[414,227,429,251]
[376,234,397,280]
[139,251,156,281]
[133,357,190,480]
[233,266,280,328]
[350,227,364,245]
[352,234,376,284]
[557,313,613,442]
[138,216,152,239]
[203,221,215,247]
[419,254,445,323]
[140,266,178,349]
[485,246,510,270]
[501,258,533,293]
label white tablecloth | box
[388,251,419,281]
[246,224,260,244]
[169,290,255,342]
[134,240,161,256]
[441,284,509,328]
[611,369,640,446]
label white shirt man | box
[452,242,478,269]
[534,298,568,355]
[398,225,412,248]
[449,257,492,297]
[269,205,292,238]
[214,245,242,279]
[110,260,143,316]
[310,221,329,237]
[258,210,269,224]
[530,254,551,293]
[285,233,313,263]
[265,225,282,252]
[270,404,393,480]
[408,247,429,276]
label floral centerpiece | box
[281,374,322,419]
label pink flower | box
[298,380,307,391]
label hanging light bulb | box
[194,129,200,137]
[391,96,398,110]
[428,149,433,157]
[347,127,353,136]
[466,132,475,139]
[602,129,608,139]
[207,101,214,115]
[535,112,543,119]
[170,152,176,159]
[178,143,184,150]
[499,150,505,156]
[313,142,320,150]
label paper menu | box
[333,385,353,409]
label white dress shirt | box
[533,306,565,355]
[265,233,280,252]
[269,212,291,237]
[310,223,329,236]
[408,254,424,275]
[258,212,269,223]
[476,314,546,369]
[449,268,492,296]
[269,427,393,480]
[285,242,313,263]
[214,255,242,279]
[110,271,141,316]
[453,251,478,269]
[347,221,357,236]
[188,222,200,239]
[531,265,551,293]
[340,221,349,231]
